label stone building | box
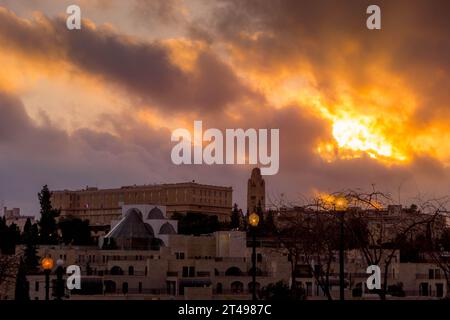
[3,207,35,231]
[247,168,265,214]
[51,182,233,228]
[27,231,291,300]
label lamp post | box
[248,213,260,301]
[335,197,348,301]
[41,257,54,301]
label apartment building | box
[28,231,291,300]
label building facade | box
[28,231,291,300]
[51,182,233,227]
[24,237,449,300]
[3,207,35,231]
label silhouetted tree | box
[14,258,29,301]
[0,219,19,255]
[0,254,19,297]
[256,200,264,225]
[341,190,442,300]
[263,209,276,236]
[58,218,92,245]
[424,227,450,298]
[23,242,40,274]
[276,208,341,300]
[22,218,32,243]
[261,281,300,300]
[38,185,60,244]
[173,212,221,235]
[231,204,241,229]
[23,220,40,273]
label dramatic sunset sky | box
[0,0,449,214]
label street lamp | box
[41,257,54,301]
[248,213,260,301]
[335,196,348,301]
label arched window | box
[128,266,134,275]
[216,283,223,294]
[225,267,243,276]
[110,266,124,275]
[147,207,164,219]
[159,222,176,235]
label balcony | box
[179,271,212,278]
[214,257,247,262]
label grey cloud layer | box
[0,7,257,115]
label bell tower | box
[247,168,265,213]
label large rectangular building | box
[51,182,233,227]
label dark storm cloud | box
[0,91,69,153]
[0,7,258,114]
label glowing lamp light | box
[335,196,348,212]
[41,257,54,270]
[248,213,260,227]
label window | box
[138,282,142,293]
[182,267,189,277]
[225,267,243,276]
[435,269,441,279]
[429,269,435,279]
[436,283,444,297]
[306,282,312,296]
[419,283,429,296]
[35,281,39,292]
[257,253,262,263]
[167,281,176,296]
[122,282,129,294]
[216,283,223,294]
[189,266,195,277]
[175,252,185,260]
